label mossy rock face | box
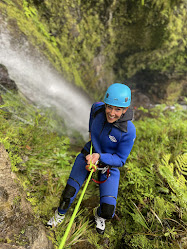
[127,69,187,104]
[0,0,186,102]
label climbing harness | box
[58,143,95,249]
[86,163,110,184]
[82,146,110,184]
[85,158,110,184]
[92,166,110,184]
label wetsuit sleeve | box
[99,123,136,167]
[89,102,105,132]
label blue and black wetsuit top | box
[83,102,136,167]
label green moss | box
[165,81,183,104]
[1,0,186,100]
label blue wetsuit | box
[58,102,136,219]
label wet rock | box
[0,64,18,91]
[131,91,152,109]
[131,90,154,120]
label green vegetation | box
[0,0,187,247]
[0,0,186,100]
[0,91,76,217]
[0,91,186,248]
[115,105,187,248]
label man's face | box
[105,104,128,123]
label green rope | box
[58,143,94,249]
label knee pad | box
[100,202,115,219]
[59,184,76,210]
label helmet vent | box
[125,97,128,102]
[106,93,109,98]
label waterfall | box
[0,23,92,140]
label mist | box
[0,24,92,140]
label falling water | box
[0,23,92,140]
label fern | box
[158,154,187,208]
[175,153,187,176]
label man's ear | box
[122,107,128,114]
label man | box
[47,83,136,234]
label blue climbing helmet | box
[104,83,131,107]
